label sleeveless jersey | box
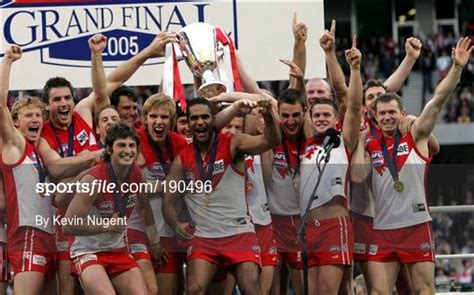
[41,112,98,156]
[350,118,379,217]
[267,138,305,215]
[180,133,254,238]
[299,134,350,215]
[366,132,432,230]
[70,163,142,257]
[245,155,271,226]
[2,142,55,237]
[139,129,188,237]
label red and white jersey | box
[2,142,55,237]
[268,138,304,215]
[139,129,188,237]
[41,112,98,156]
[350,118,379,217]
[366,132,432,230]
[180,133,254,238]
[300,135,350,215]
[245,155,271,226]
[70,163,142,258]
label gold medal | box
[394,180,404,193]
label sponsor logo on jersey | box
[353,243,366,254]
[232,217,248,225]
[212,159,225,175]
[419,242,432,251]
[368,244,378,255]
[130,243,148,254]
[251,244,261,253]
[79,254,98,264]
[76,129,89,146]
[397,142,409,156]
[329,245,340,253]
[126,194,137,208]
[268,246,277,255]
[331,177,342,186]
[412,203,426,213]
[33,254,47,266]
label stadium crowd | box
[1,13,473,295]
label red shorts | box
[271,214,300,268]
[0,242,11,282]
[350,212,374,262]
[157,237,187,274]
[297,216,353,269]
[55,211,72,261]
[127,229,151,261]
[367,222,435,263]
[8,227,56,276]
[73,249,138,276]
[187,232,261,268]
[255,224,278,267]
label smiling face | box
[221,116,244,135]
[188,104,214,144]
[109,137,138,166]
[364,86,386,121]
[176,116,192,138]
[14,105,44,143]
[117,95,138,127]
[46,86,75,128]
[145,106,172,144]
[306,79,333,104]
[279,102,304,139]
[311,103,338,135]
[375,99,403,136]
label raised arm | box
[281,59,307,103]
[106,32,177,94]
[232,99,281,156]
[290,13,307,82]
[320,20,348,110]
[413,37,472,140]
[76,34,109,127]
[162,155,192,240]
[349,129,371,183]
[342,37,363,152]
[215,98,257,130]
[63,174,126,236]
[384,37,422,92]
[0,45,25,157]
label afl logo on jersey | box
[98,201,115,216]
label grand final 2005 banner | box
[1,0,325,90]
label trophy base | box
[198,82,227,99]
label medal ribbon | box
[51,121,75,157]
[33,149,47,183]
[146,131,173,176]
[107,162,132,217]
[193,132,219,184]
[281,133,301,180]
[380,132,400,183]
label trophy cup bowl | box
[177,23,227,98]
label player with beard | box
[297,37,362,295]
[351,37,472,294]
[137,94,189,295]
[1,45,101,295]
[163,97,279,295]
[63,122,161,294]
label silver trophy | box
[177,23,227,98]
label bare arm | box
[281,59,307,103]
[136,190,162,259]
[350,130,371,183]
[63,174,126,236]
[76,34,109,127]
[384,37,422,92]
[413,37,473,140]
[290,13,307,85]
[38,138,101,180]
[0,45,25,159]
[162,155,192,240]
[55,168,92,207]
[236,53,261,94]
[320,20,348,112]
[342,37,363,152]
[215,99,257,130]
[106,32,177,95]
[232,99,280,156]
